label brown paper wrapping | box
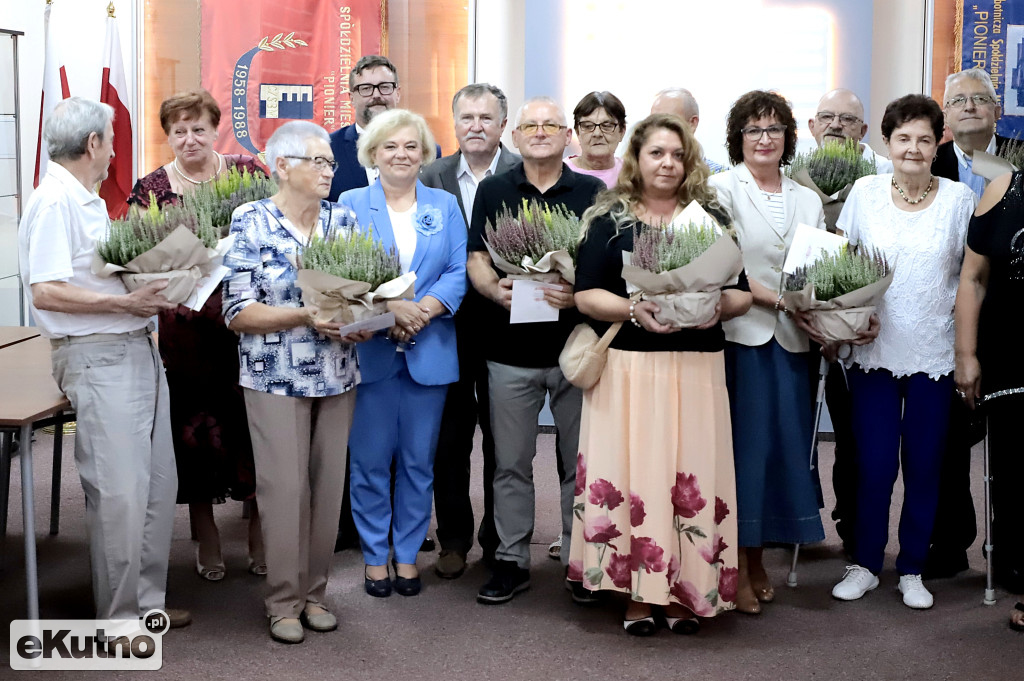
[621,235,744,328]
[92,225,220,305]
[781,270,895,343]
[295,269,417,324]
[792,168,853,235]
[483,240,576,285]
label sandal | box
[623,615,658,636]
[1010,602,1024,632]
[248,556,268,576]
[195,548,225,582]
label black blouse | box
[966,170,1024,392]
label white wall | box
[870,0,929,155]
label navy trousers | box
[848,367,953,576]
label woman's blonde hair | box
[356,108,437,169]
[579,113,723,240]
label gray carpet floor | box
[2,429,1022,680]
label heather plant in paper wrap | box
[483,198,580,284]
[783,245,893,343]
[183,165,277,236]
[93,193,221,304]
[296,221,416,325]
[620,201,744,328]
[787,139,876,232]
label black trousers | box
[432,303,498,557]
[986,395,1024,591]
[926,395,978,570]
[825,362,858,550]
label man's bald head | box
[651,88,700,131]
[808,88,869,146]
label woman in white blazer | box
[709,91,826,615]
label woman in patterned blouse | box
[222,120,373,644]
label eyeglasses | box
[741,125,787,141]
[577,121,619,134]
[946,94,997,109]
[352,81,397,97]
[815,112,862,127]
[516,123,567,136]
[284,156,339,172]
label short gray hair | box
[452,83,508,120]
[264,121,330,179]
[44,97,114,162]
[356,108,437,169]
[653,88,699,118]
[513,96,567,128]
[943,67,998,105]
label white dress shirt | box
[457,149,502,222]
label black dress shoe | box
[922,551,969,580]
[477,560,530,604]
[364,568,392,598]
[392,562,422,597]
[420,537,435,552]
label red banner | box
[200,0,386,160]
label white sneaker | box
[832,565,879,601]
[898,574,933,609]
[547,534,562,560]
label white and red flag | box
[98,2,132,218]
[33,0,70,187]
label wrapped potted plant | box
[620,202,744,328]
[783,246,894,343]
[483,198,580,284]
[787,139,877,233]
[296,222,416,326]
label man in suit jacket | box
[420,83,519,580]
[926,67,1008,579]
[328,55,402,201]
[933,67,1010,195]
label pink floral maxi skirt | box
[567,349,738,616]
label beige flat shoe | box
[269,616,304,644]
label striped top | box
[760,190,785,230]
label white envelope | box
[509,279,560,324]
[336,311,396,336]
[783,223,848,274]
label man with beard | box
[328,55,403,201]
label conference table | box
[0,328,73,622]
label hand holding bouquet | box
[620,202,744,328]
[782,246,893,343]
[297,222,416,325]
[94,196,221,304]
[483,199,580,284]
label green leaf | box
[584,567,604,587]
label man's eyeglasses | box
[741,125,787,141]
[815,112,863,127]
[284,156,339,172]
[577,121,619,134]
[516,123,567,136]
[352,81,397,97]
[946,94,997,109]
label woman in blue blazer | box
[339,109,467,597]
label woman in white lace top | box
[831,95,977,611]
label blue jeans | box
[847,366,953,575]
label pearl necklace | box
[892,174,934,205]
[173,152,223,185]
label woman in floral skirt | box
[568,114,751,635]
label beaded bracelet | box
[629,301,642,328]
[774,293,785,312]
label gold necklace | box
[892,174,934,205]
[173,152,223,185]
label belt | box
[50,322,155,348]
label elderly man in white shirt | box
[420,83,519,579]
[18,97,186,636]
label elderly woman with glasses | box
[567,91,627,188]
[222,120,372,644]
[708,90,827,615]
[339,109,467,598]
